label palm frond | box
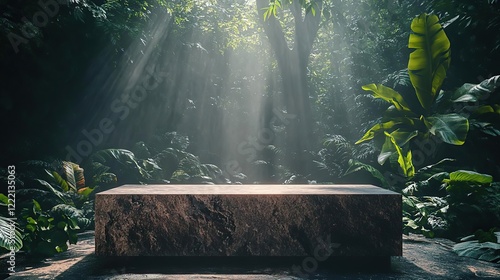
[0,215,22,252]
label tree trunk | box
[256,0,322,174]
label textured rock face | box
[95,184,401,257]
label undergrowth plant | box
[355,14,467,177]
[347,13,500,263]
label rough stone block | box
[95,184,402,257]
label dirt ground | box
[1,231,499,279]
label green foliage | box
[262,0,282,20]
[315,133,386,186]
[442,170,493,192]
[453,229,500,263]
[0,194,23,252]
[443,75,500,138]
[50,204,91,230]
[10,161,94,256]
[408,14,451,111]
[0,215,23,252]
[403,195,449,238]
[422,0,500,86]
[262,0,318,20]
[156,147,232,184]
[90,149,151,183]
[86,132,235,185]
[0,0,498,264]
[424,114,469,145]
[400,161,500,240]
[20,200,81,256]
[356,14,470,177]
[345,160,390,189]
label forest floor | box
[1,231,499,279]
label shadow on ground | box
[1,231,499,279]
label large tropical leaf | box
[46,170,70,192]
[91,149,140,168]
[384,132,415,177]
[442,170,493,192]
[446,170,493,185]
[356,121,399,144]
[60,161,85,191]
[467,75,500,99]
[449,75,500,103]
[408,14,451,111]
[355,117,416,144]
[0,215,23,251]
[453,239,500,263]
[0,194,23,251]
[91,149,151,181]
[50,204,91,230]
[61,162,77,191]
[345,160,390,189]
[35,179,69,205]
[424,114,469,145]
[362,83,412,112]
[378,130,418,165]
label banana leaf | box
[383,131,415,177]
[356,117,416,144]
[378,130,418,165]
[408,14,451,111]
[424,114,469,145]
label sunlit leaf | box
[0,194,7,205]
[47,170,70,192]
[448,170,493,185]
[475,105,494,114]
[362,83,412,112]
[384,132,415,177]
[408,14,451,111]
[355,119,410,144]
[378,129,418,165]
[77,187,94,197]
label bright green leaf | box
[384,131,415,177]
[362,83,412,112]
[0,194,8,205]
[448,170,493,185]
[408,14,451,111]
[356,120,403,144]
[454,240,500,263]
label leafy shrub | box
[313,134,379,184]
[12,161,94,256]
[20,200,82,256]
[356,14,468,177]
[453,229,500,263]
[402,164,500,240]
[82,132,237,185]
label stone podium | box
[95,184,401,258]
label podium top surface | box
[97,184,399,195]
